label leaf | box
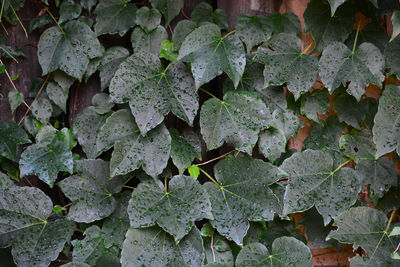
[271,108,300,139]
[328,207,399,266]
[188,165,200,179]
[200,91,271,154]
[300,90,330,124]
[223,58,265,93]
[385,38,400,79]
[136,6,161,33]
[72,226,119,266]
[96,109,171,177]
[326,0,346,16]
[46,81,68,112]
[38,20,103,80]
[0,122,30,162]
[84,57,101,82]
[94,0,137,36]
[191,2,228,31]
[0,185,73,267]
[121,226,205,266]
[20,134,73,187]
[345,23,389,53]
[264,12,301,35]
[304,0,354,51]
[258,128,286,163]
[333,94,369,129]
[81,0,98,12]
[178,24,246,89]
[203,233,234,266]
[92,93,114,115]
[31,95,53,124]
[391,10,400,41]
[172,20,197,51]
[235,237,313,267]
[110,52,198,134]
[236,14,272,53]
[1,0,25,25]
[73,106,108,159]
[131,26,168,55]
[99,46,129,90]
[59,0,82,24]
[128,175,212,243]
[255,33,318,100]
[372,85,400,158]
[319,42,384,101]
[28,13,52,33]
[169,128,201,174]
[203,154,287,245]
[150,0,184,26]
[159,40,178,62]
[281,149,361,224]
[0,34,25,59]
[58,159,123,223]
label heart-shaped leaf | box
[169,128,201,174]
[0,121,31,162]
[191,2,228,30]
[236,14,272,52]
[131,26,168,55]
[99,46,129,90]
[150,0,184,26]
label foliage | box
[0,0,399,266]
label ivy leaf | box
[8,90,24,113]
[1,0,25,25]
[159,40,178,62]
[0,121,31,162]
[191,2,228,31]
[235,237,313,266]
[346,23,389,53]
[319,42,384,101]
[72,226,119,266]
[265,12,301,35]
[20,134,73,187]
[391,10,400,41]
[328,207,399,266]
[203,232,234,266]
[271,108,300,139]
[373,85,400,158]
[172,20,197,51]
[46,81,68,112]
[110,52,198,134]
[281,149,361,224]
[128,175,212,243]
[91,93,114,115]
[131,26,168,55]
[203,154,287,245]
[326,0,346,16]
[0,185,73,267]
[0,34,25,58]
[81,0,98,13]
[150,0,184,26]
[200,91,271,154]
[38,20,103,80]
[94,0,138,36]
[99,46,129,90]
[58,159,123,223]
[73,106,108,159]
[258,128,286,163]
[333,94,368,129]
[96,110,171,177]
[236,14,272,53]
[169,128,201,174]
[59,0,82,24]
[255,33,318,100]
[136,6,161,33]
[121,227,205,266]
[178,24,246,89]
[304,0,354,51]
[31,95,53,124]
[385,38,400,79]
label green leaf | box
[58,159,123,223]
[281,149,361,224]
[223,58,265,93]
[46,81,69,112]
[178,24,245,89]
[346,23,389,53]
[271,108,300,139]
[390,226,400,237]
[385,38,400,79]
[73,106,108,159]
[203,233,234,266]
[235,237,313,267]
[169,128,201,174]
[1,0,25,25]
[203,154,287,245]
[264,12,301,35]
[20,134,73,187]
[72,226,119,266]
[373,85,400,158]
[81,0,97,12]
[333,94,369,129]
[136,6,161,33]
[258,128,286,163]
[59,0,82,24]
[62,263,91,267]
[328,207,399,266]
[7,91,24,114]
[84,57,101,82]
[319,42,384,101]
[326,0,346,16]
[128,175,212,243]
[94,0,138,36]
[57,127,77,150]
[110,52,198,134]
[96,110,171,177]
[200,91,271,154]
[172,20,197,51]
[28,13,52,33]
[31,95,53,124]
[304,0,354,51]
[131,26,168,55]
[236,14,272,53]
[159,40,178,62]
[121,226,205,266]
[0,34,25,59]
[188,165,200,179]
[191,2,228,31]
[391,10,400,41]
[300,90,330,124]
[99,46,129,90]
[0,185,73,267]
[150,0,184,26]
[38,20,103,80]
[255,33,318,100]
[91,93,114,115]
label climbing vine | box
[0,0,399,266]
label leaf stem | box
[352,19,361,54]
[301,40,314,55]
[164,177,168,194]
[222,30,236,40]
[46,8,64,35]
[197,166,220,187]
[6,0,27,37]
[123,185,135,190]
[385,209,397,233]
[0,0,5,24]
[332,159,352,173]
[199,87,219,99]
[196,150,233,166]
